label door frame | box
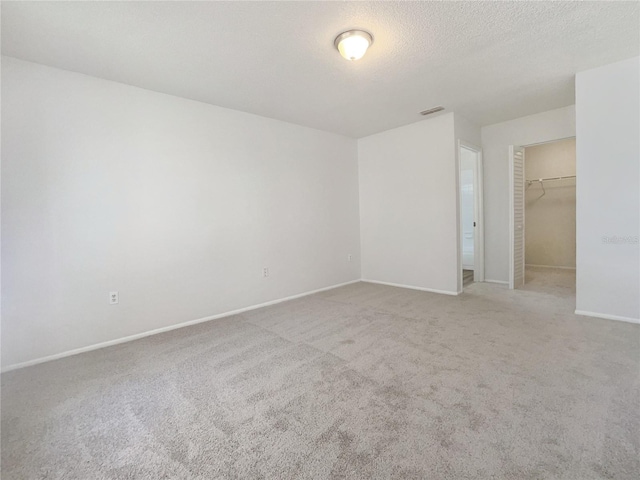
[458,140,485,289]
[508,137,576,289]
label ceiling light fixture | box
[334,30,373,61]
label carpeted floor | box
[2,268,639,479]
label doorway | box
[458,141,484,290]
[509,138,576,292]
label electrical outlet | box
[109,291,119,305]
[347,254,353,262]
[263,267,269,278]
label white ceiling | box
[2,1,638,138]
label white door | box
[509,146,525,289]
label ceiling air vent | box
[420,106,445,116]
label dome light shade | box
[334,30,373,61]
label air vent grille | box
[420,106,445,116]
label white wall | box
[575,57,639,322]
[481,106,576,282]
[358,113,459,294]
[525,138,576,268]
[1,57,361,368]
[455,114,482,149]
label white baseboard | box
[484,279,509,285]
[361,279,459,296]
[1,279,361,373]
[574,310,640,325]
[526,264,576,270]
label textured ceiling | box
[2,1,638,138]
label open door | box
[509,146,525,289]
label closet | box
[523,138,576,285]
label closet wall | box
[524,138,576,268]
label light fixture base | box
[334,30,374,50]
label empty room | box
[1,2,639,479]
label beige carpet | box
[2,268,639,479]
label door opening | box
[458,141,484,290]
[509,138,576,291]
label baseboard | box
[1,279,361,373]
[361,279,459,296]
[574,310,640,325]
[526,264,576,270]
[484,279,509,285]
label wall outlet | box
[109,291,119,305]
[263,267,269,278]
[347,254,352,262]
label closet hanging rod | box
[526,175,576,185]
